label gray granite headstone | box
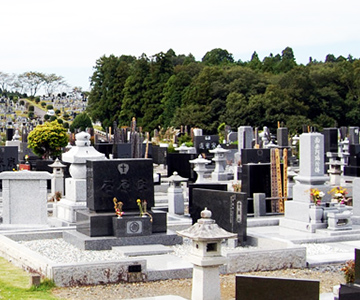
[238,126,253,152]
[349,127,359,145]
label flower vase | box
[309,205,323,224]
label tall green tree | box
[202,48,234,65]
[87,54,135,128]
[27,121,68,159]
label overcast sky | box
[1,0,359,93]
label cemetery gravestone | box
[167,152,197,181]
[188,183,228,215]
[0,146,18,172]
[238,126,253,152]
[191,188,247,244]
[87,158,154,212]
[323,128,338,154]
[193,135,219,156]
[76,158,167,237]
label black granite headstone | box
[167,153,197,181]
[95,143,113,158]
[6,128,13,141]
[236,275,319,300]
[0,146,18,172]
[323,128,338,153]
[193,135,219,155]
[114,143,132,158]
[151,145,167,165]
[188,183,227,214]
[241,149,270,165]
[86,159,154,212]
[241,163,272,198]
[191,188,247,244]
[277,127,288,147]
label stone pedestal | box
[112,216,152,237]
[0,171,51,226]
[166,171,188,215]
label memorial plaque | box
[191,188,247,244]
[86,159,154,212]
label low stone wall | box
[0,234,147,287]
[225,247,306,273]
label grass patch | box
[0,257,60,299]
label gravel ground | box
[16,238,347,299]
[52,265,345,299]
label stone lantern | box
[177,208,236,300]
[209,145,229,181]
[48,158,67,196]
[166,171,188,215]
[189,155,211,183]
[54,131,105,225]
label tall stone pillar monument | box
[280,132,330,232]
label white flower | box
[319,191,325,198]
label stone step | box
[112,244,174,257]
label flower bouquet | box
[310,188,324,206]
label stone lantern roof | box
[62,131,105,164]
[48,158,67,169]
[189,154,211,165]
[209,144,229,155]
[177,208,236,241]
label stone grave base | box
[53,199,87,225]
[76,209,167,237]
[280,217,327,233]
[63,230,183,250]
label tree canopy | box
[86,47,360,134]
[27,121,68,159]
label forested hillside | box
[86,47,360,134]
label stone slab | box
[64,230,183,250]
[112,244,174,256]
[235,274,319,300]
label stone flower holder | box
[309,205,323,224]
[112,215,152,237]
